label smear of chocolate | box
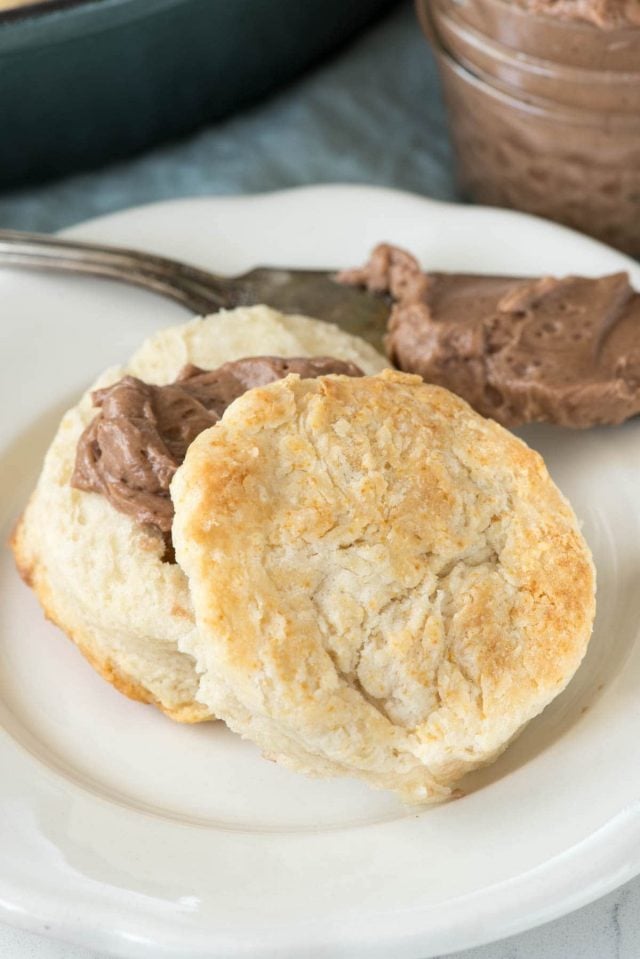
[339,243,640,427]
[72,356,363,536]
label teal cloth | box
[0,3,456,231]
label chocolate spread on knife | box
[72,356,363,535]
[339,243,640,428]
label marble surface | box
[1,2,639,956]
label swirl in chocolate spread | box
[72,356,363,536]
[339,243,640,428]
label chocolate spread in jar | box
[420,0,640,255]
[429,0,640,67]
[513,0,640,27]
[339,243,640,428]
[71,356,363,536]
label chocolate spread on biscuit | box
[72,356,363,535]
[339,243,640,428]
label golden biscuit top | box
[172,370,595,748]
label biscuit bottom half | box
[11,305,388,722]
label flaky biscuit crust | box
[173,370,596,801]
[12,306,388,721]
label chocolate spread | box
[432,0,640,68]
[514,0,640,27]
[72,356,363,534]
[340,244,640,428]
[420,0,640,255]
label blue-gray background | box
[2,3,639,956]
[0,3,454,231]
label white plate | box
[2,185,640,959]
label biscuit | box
[172,370,596,798]
[12,306,388,721]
